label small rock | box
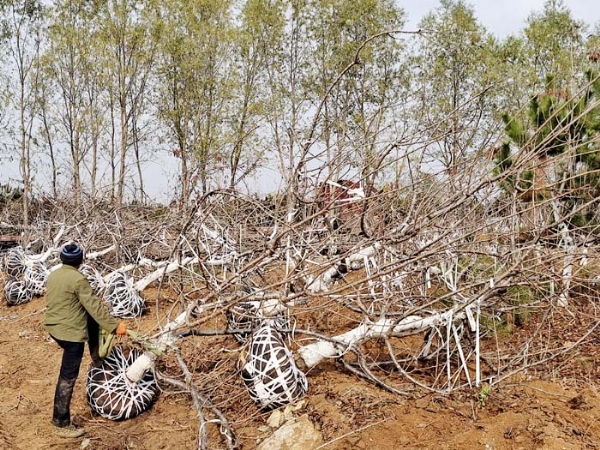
[286,399,307,412]
[257,414,323,450]
[266,410,284,428]
[80,438,91,449]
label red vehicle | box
[316,179,366,232]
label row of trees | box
[0,0,598,221]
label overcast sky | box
[400,0,600,37]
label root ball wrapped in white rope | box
[239,324,307,410]
[105,271,145,318]
[4,247,26,277]
[24,261,49,296]
[79,264,104,294]
[3,278,33,306]
[87,345,159,420]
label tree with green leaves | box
[523,0,586,91]
[411,0,498,184]
[97,0,159,204]
[262,0,311,205]
[224,0,285,190]
[493,0,590,155]
[155,0,235,205]
[42,0,101,207]
[305,0,406,189]
[496,69,600,230]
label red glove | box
[115,322,128,336]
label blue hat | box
[60,244,84,266]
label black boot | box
[52,376,85,437]
[52,376,76,427]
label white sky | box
[400,0,600,37]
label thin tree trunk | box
[41,106,58,198]
[19,78,29,226]
[73,112,82,207]
[117,100,128,205]
[132,114,144,204]
[109,90,117,203]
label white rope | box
[86,345,158,420]
[239,324,307,410]
[3,278,33,306]
[227,302,290,344]
[104,271,145,318]
[24,261,49,296]
[4,247,26,277]
[79,264,104,294]
[2,247,47,304]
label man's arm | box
[75,278,119,333]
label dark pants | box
[51,319,101,427]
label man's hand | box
[115,322,128,336]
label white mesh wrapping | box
[79,264,104,294]
[227,302,290,344]
[3,278,33,306]
[24,261,49,296]
[105,271,144,318]
[4,247,26,277]
[240,324,307,410]
[86,345,158,421]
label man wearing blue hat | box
[45,243,129,438]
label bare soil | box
[2,285,600,449]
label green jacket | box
[45,264,118,342]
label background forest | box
[0,0,598,212]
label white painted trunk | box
[298,311,464,368]
[134,256,199,291]
[125,311,189,383]
[308,244,380,293]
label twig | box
[157,351,237,450]
[315,417,389,449]
[0,393,22,414]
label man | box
[45,243,129,438]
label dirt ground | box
[2,289,600,450]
